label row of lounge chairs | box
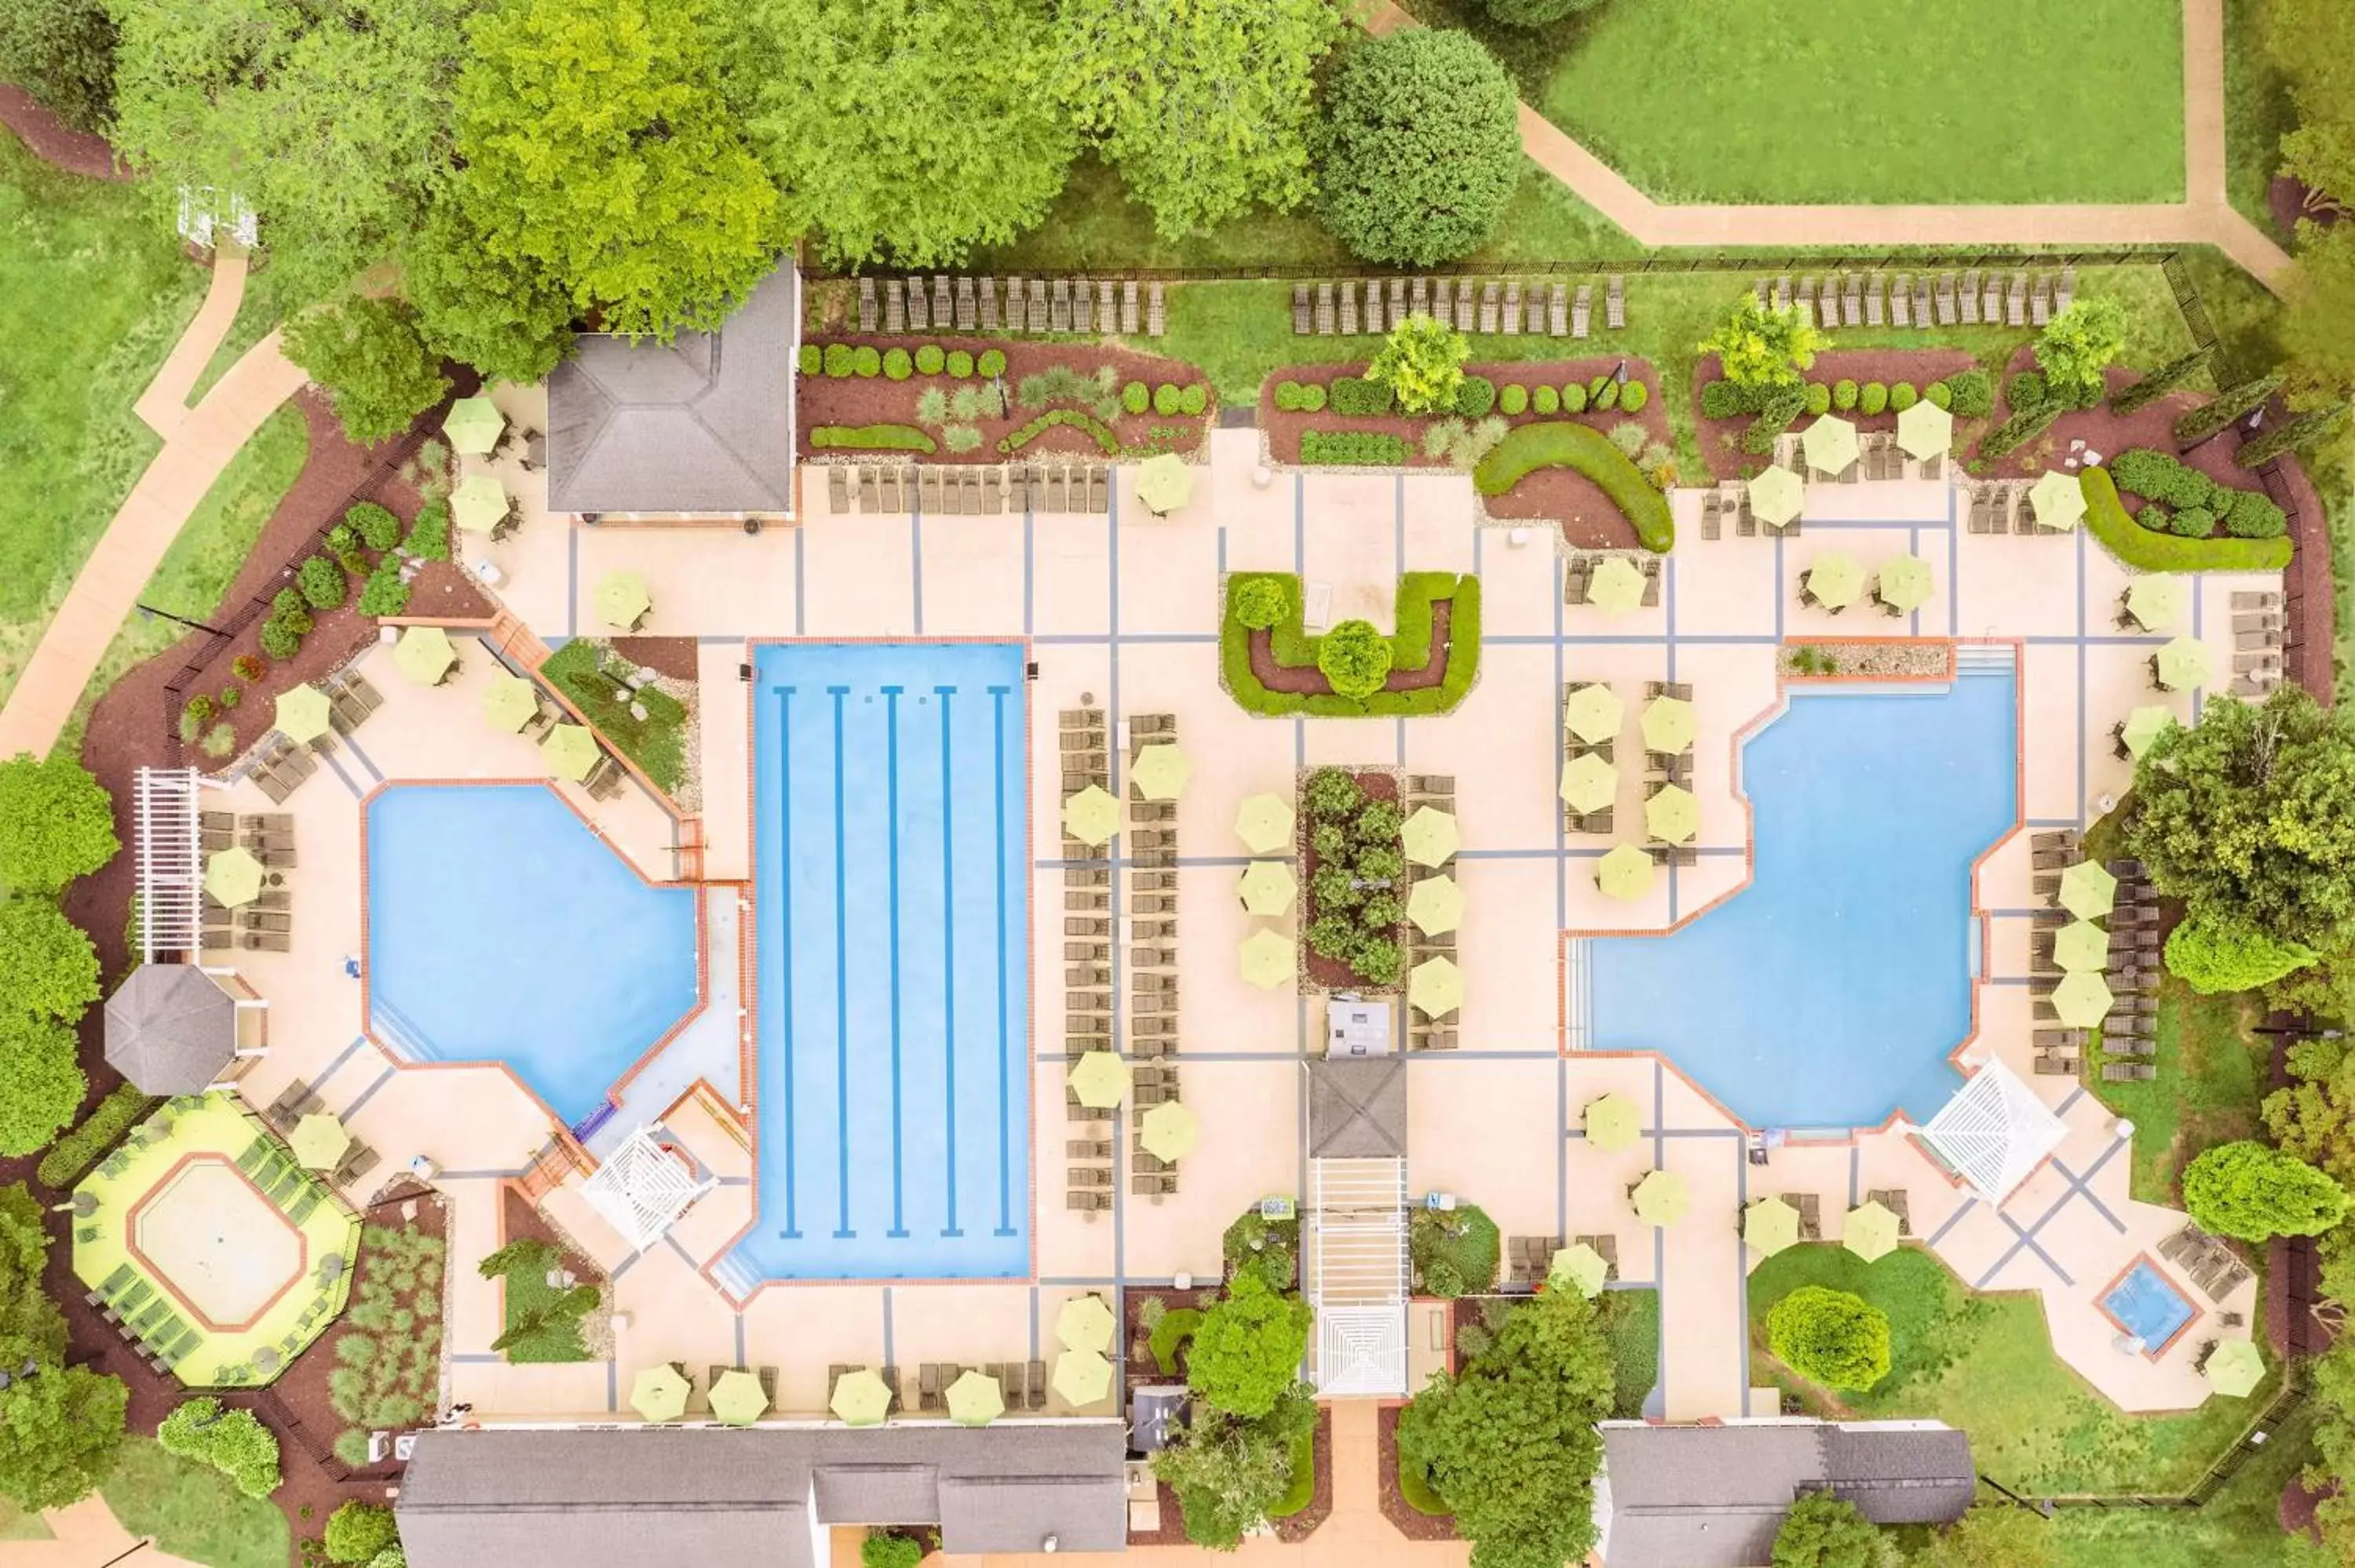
[1769,431,1938,486]
[2229,589,2287,698]
[1700,483,1771,540]
[89,1261,204,1377]
[1125,714,1183,1205]
[1504,1234,1620,1289]
[858,275,1164,337]
[1062,706,1115,1121]
[246,733,319,804]
[1758,268,2074,330]
[2160,1222,2255,1304]
[256,1080,380,1191]
[824,463,1112,517]
[1965,480,2075,536]
[1405,775,1459,1051]
[1564,553,1663,608]
[1293,275,1627,337]
[914,1360,1053,1412]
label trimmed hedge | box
[1300,430,1408,465]
[1619,381,1648,413]
[946,350,974,378]
[1472,422,1675,552]
[811,424,937,453]
[798,345,820,375]
[1331,375,1395,417]
[1561,382,1587,414]
[1455,376,1497,418]
[915,345,945,375]
[1499,384,1528,417]
[998,409,1121,455]
[882,348,911,381]
[2081,467,2291,572]
[1532,385,1559,415]
[36,1083,153,1188]
[1940,367,1995,417]
[1221,571,1481,718]
[853,345,882,377]
[978,349,1007,377]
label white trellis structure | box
[175,185,257,253]
[1917,1060,2067,1203]
[135,767,209,962]
[581,1125,717,1253]
[1304,1158,1408,1396]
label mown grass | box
[101,1437,289,1568]
[2090,975,2268,1205]
[2048,1403,2319,1568]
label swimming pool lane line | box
[884,685,909,1239]
[938,687,961,1239]
[991,684,1017,1238]
[830,685,855,1240]
[773,684,801,1239]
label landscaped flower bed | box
[1472,424,1675,552]
[1299,766,1407,993]
[1693,348,1983,481]
[1221,572,1480,718]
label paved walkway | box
[134,246,248,439]
[3,1494,203,1567]
[1365,0,2294,294]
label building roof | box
[1325,997,1393,1058]
[1918,1059,2067,1201]
[1306,1056,1408,1159]
[547,263,798,516]
[102,964,236,1094]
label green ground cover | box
[101,1437,290,1568]
[484,1236,594,1363]
[0,1497,52,1541]
[2090,976,2267,1204]
[1747,1245,2273,1496]
[1599,1287,1660,1420]
[2221,0,2298,244]
[541,638,691,793]
[2048,1403,2317,1567]
[0,136,209,708]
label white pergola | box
[580,1125,716,1253]
[1917,1060,2067,1203]
[134,767,206,962]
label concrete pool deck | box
[202,423,2269,1438]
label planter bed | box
[1378,1403,1459,1539]
[1298,767,1405,994]
[1221,572,1481,719]
[1693,348,1980,482]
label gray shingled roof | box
[1306,1056,1408,1158]
[547,263,798,516]
[102,964,236,1095]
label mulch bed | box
[0,84,128,179]
[794,338,1214,464]
[1691,348,1978,483]
[610,636,701,682]
[1119,1285,1221,1548]
[1300,769,1401,994]
[1270,1403,1334,1543]
[1247,602,1453,697]
[2282,1476,2330,1540]
[1376,1402,1458,1541]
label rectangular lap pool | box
[2101,1257,2197,1354]
[726,642,1031,1282]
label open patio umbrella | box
[273,684,332,746]
[451,473,510,536]
[594,570,652,631]
[1548,1243,1610,1299]
[1406,874,1464,935]
[393,625,456,685]
[1589,557,1648,617]
[630,1363,690,1423]
[1896,399,1953,461]
[830,1368,893,1426]
[1641,695,1695,755]
[2203,1339,2266,1398]
[1584,1092,1641,1152]
[542,723,599,782]
[1130,742,1192,801]
[1053,1348,1114,1406]
[1140,1101,1199,1163]
[2054,919,2111,972]
[1068,1051,1131,1110]
[1844,1200,1902,1262]
[1401,806,1459,869]
[1562,683,1624,746]
[1408,955,1463,1019]
[1134,453,1193,516]
[2156,635,2211,691]
[1877,555,1935,614]
[1560,753,1617,815]
[1239,860,1298,917]
[2126,576,2186,632]
[1235,794,1294,855]
[204,847,265,909]
[2029,469,2087,531]
[1805,551,1865,611]
[1744,1196,1801,1257]
[1056,1294,1116,1354]
[1239,929,1294,990]
[710,1369,769,1425]
[1597,843,1656,902]
[442,396,505,456]
[1062,785,1120,846]
[290,1112,349,1171]
[2058,860,2119,921]
[1645,784,1699,845]
[1803,414,1860,476]
[1749,465,1806,530]
[482,671,540,732]
[1631,1169,1690,1227]
[2051,970,2116,1028]
[946,1369,1005,1427]
[2120,705,2173,760]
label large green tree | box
[403,203,575,385]
[0,899,98,1023]
[1187,1272,1312,1420]
[0,753,118,897]
[1770,1494,1890,1568]
[2182,1139,2349,1242]
[2031,297,2130,407]
[2265,0,2355,213]
[2268,1037,2355,1189]
[2281,223,2355,399]
[0,0,116,132]
[1700,293,1830,389]
[0,1185,66,1366]
[1912,1504,2054,1568]
[1314,31,1521,266]
[1059,0,1344,241]
[2163,912,2317,994]
[1152,1388,1312,1550]
[743,0,1074,267]
[283,296,451,446]
[0,1365,127,1511]
[0,1014,86,1158]
[1767,1286,1890,1392]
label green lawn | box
[0,1495,52,1541]
[487,1237,596,1363]
[2050,1403,2319,1567]
[2221,0,2298,245]
[1747,1246,2274,1497]
[0,137,209,708]
[2090,976,2267,1205]
[101,1437,289,1568]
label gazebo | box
[103,965,245,1095]
[1916,1061,2067,1203]
[580,1125,717,1253]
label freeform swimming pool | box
[2102,1258,2196,1351]
[727,641,1031,1282]
[1584,668,2017,1129]
[366,784,702,1128]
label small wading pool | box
[2101,1257,2196,1353]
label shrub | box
[325,1502,400,1563]
[1891,382,1918,411]
[1772,1494,1886,1568]
[2135,505,2172,534]
[1179,384,1208,417]
[350,502,403,552]
[823,344,855,377]
[1317,31,1521,264]
[2225,490,2287,538]
[1619,380,1648,413]
[1308,767,1364,819]
[356,565,412,618]
[184,693,217,727]
[1859,381,1889,416]
[1274,381,1305,413]
[1353,935,1404,986]
[948,384,1002,421]
[1306,913,1357,959]
[1594,380,1619,411]
[915,387,949,425]
[2108,447,2182,498]
[1475,423,1674,551]
[1225,575,1480,719]
[1587,374,1610,402]
[326,522,358,555]
[1831,378,1858,412]
[882,348,912,381]
[36,1083,150,1188]
[1232,578,1292,630]
[1743,385,1809,455]
[946,350,974,378]
[1532,385,1559,415]
[2164,913,2316,994]
[1486,0,1604,24]
[1311,823,1348,860]
[1318,621,1397,698]
[2167,505,2215,538]
[862,1534,922,1568]
[297,555,348,611]
[1356,844,1404,881]
[2112,345,2217,414]
[1150,1307,1204,1377]
[1609,421,1647,457]
[1153,383,1182,417]
[2183,1140,2350,1242]
[282,295,451,445]
[915,345,945,375]
[1366,315,1470,414]
[1298,430,1408,465]
[797,344,821,375]
[1926,381,1953,410]
[1561,382,1588,414]
[996,410,1123,455]
[941,425,982,454]
[1766,1286,1890,1391]
[1979,401,2060,459]
[811,425,938,454]
[403,499,450,562]
[977,349,1006,377]
[1123,381,1150,414]
[1700,380,1751,419]
[1454,376,1496,419]
[2010,370,2050,415]
[1804,383,1831,417]
[232,654,265,682]
[1941,367,1994,418]
[2236,403,2352,468]
[2160,464,2218,509]
[201,723,236,759]
[260,618,302,661]
[1499,385,1528,417]
[852,345,882,377]
[159,1398,280,1500]
[1298,382,1327,413]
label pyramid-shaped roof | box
[1918,1060,2066,1201]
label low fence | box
[1979,1379,2309,1513]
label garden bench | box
[1984,272,2004,322]
[1028,279,1050,332]
[1147,283,1165,334]
[1099,279,1117,333]
[827,467,849,514]
[979,276,1000,332]
[1294,284,1313,334]
[885,279,906,334]
[2030,273,2051,326]
[955,276,977,330]
[858,278,878,332]
[1572,283,1590,338]
[906,277,929,332]
[1606,274,1626,330]
[1121,280,1140,334]
[2007,272,2028,326]
[1336,282,1358,335]
[1548,282,1568,335]
[1502,281,1522,334]
[1478,282,1499,334]
[1050,278,1072,333]
[933,275,952,328]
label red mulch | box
[794,338,1213,464]
[609,637,701,682]
[1247,603,1454,697]
[499,1183,606,1289]
[2269,177,2338,239]
[0,83,128,179]
[1376,1403,1457,1541]
[1691,348,1978,483]
[1301,770,1402,993]
[1271,1403,1334,1543]
[2282,1476,2330,1540]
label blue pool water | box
[366,785,701,1127]
[1586,669,2017,1129]
[727,642,1030,1282]
[2104,1260,2196,1349]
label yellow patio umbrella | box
[1877,555,1935,614]
[1062,785,1120,846]
[290,1113,349,1170]
[1744,1196,1801,1257]
[1562,683,1623,746]
[450,473,510,535]
[2029,469,2087,531]
[1239,860,1298,917]
[1583,1092,1641,1152]
[204,846,265,908]
[710,1368,769,1425]
[830,1368,893,1425]
[441,395,505,456]
[1802,414,1860,475]
[2125,576,2186,632]
[1589,557,1648,616]
[393,625,456,685]
[1630,1169,1690,1227]
[1547,1243,1611,1299]
[1140,1101,1199,1163]
[2053,919,2111,972]
[481,671,541,732]
[541,723,599,782]
[1068,1051,1132,1110]
[2051,970,2116,1028]
[946,1369,1005,1426]
[630,1362,690,1423]
[1239,929,1294,990]
[1560,752,1618,815]
[2058,860,2118,921]
[1056,1294,1117,1354]
[1895,398,1953,461]
[595,569,652,630]
[1134,453,1193,516]
[1749,465,1806,530]
[1805,551,1865,611]
[1053,1347,1114,1406]
[2156,636,2211,691]
[1597,843,1656,902]
[1235,793,1294,855]
[1641,695,1695,755]
[1401,806,1459,869]
[1645,784,1699,845]
[1405,874,1464,935]
[1843,1200,1902,1263]
[1408,955,1463,1019]
[2120,705,2173,760]
[1130,742,1192,801]
[273,684,333,746]
[2203,1339,2266,1398]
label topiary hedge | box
[882,348,911,381]
[1316,621,1394,698]
[1299,430,1408,465]
[1221,571,1481,717]
[1472,422,1675,552]
[811,424,937,453]
[1499,384,1528,417]
[2081,466,2292,572]
[36,1083,153,1188]
[1766,1285,1890,1392]
[998,409,1122,455]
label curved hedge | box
[997,409,1122,455]
[2081,468,2291,573]
[1472,422,1674,552]
[1221,571,1481,718]
[811,424,937,453]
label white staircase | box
[1305,1157,1408,1396]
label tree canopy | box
[2265,0,2355,214]
[0,899,99,1023]
[2268,1037,2355,1189]
[1911,1504,2054,1568]
[0,1365,127,1511]
[2031,297,2130,407]
[0,754,118,897]
[1152,1387,1312,1549]
[1367,315,1470,416]
[1314,31,1521,267]
[1187,1271,1312,1420]
[283,296,451,446]
[1701,294,1830,388]
[0,1013,87,1158]
[1769,1493,1890,1568]
[2281,222,2355,400]
[2163,912,2317,994]
[403,204,576,386]
[0,0,116,133]
[2182,1139,2349,1242]
[1766,1286,1891,1392]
